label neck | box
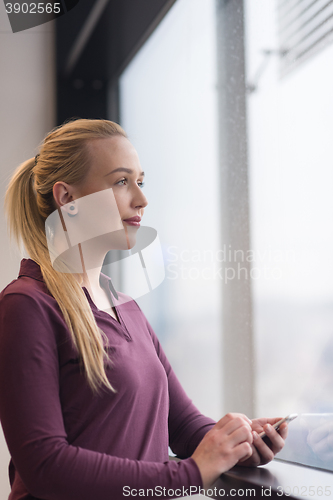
[78,244,106,302]
[81,267,102,295]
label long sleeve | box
[0,291,203,500]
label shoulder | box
[114,291,141,310]
[0,274,67,347]
[114,293,159,341]
[115,293,148,327]
[0,274,55,313]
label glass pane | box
[279,413,333,472]
[119,0,221,419]
[245,0,333,417]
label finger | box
[215,413,252,431]
[253,419,289,438]
[249,443,262,466]
[238,442,262,466]
[308,432,333,456]
[307,422,333,445]
[266,417,285,426]
[234,441,253,462]
[251,417,285,433]
[262,424,286,455]
[222,417,252,437]
[278,422,288,440]
[232,413,252,425]
[229,423,254,447]
[252,431,274,464]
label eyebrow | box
[104,167,145,177]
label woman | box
[0,119,287,500]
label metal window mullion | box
[216,0,255,418]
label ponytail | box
[5,157,46,256]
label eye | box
[116,178,127,186]
[115,178,145,188]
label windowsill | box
[210,459,333,500]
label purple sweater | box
[0,259,215,500]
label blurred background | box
[1,0,333,495]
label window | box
[116,0,333,470]
[246,0,333,470]
[119,0,221,420]
[245,0,333,417]
[277,0,333,76]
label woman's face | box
[51,135,148,267]
[76,135,148,225]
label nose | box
[133,184,148,210]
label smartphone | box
[258,413,298,439]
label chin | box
[102,226,139,251]
[124,225,139,250]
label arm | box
[0,293,203,500]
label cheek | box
[112,192,128,218]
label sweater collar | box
[18,258,118,299]
[18,258,44,282]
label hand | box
[192,413,253,488]
[307,421,333,463]
[238,417,288,467]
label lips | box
[123,216,141,226]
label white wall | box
[0,3,55,495]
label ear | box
[53,182,74,208]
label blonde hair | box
[5,118,127,393]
